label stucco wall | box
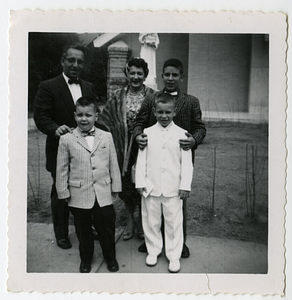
[188,34,252,115]
[155,33,189,92]
[248,35,269,122]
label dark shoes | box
[181,243,190,258]
[57,238,72,249]
[80,260,119,272]
[138,242,147,253]
[80,262,91,273]
[107,259,119,272]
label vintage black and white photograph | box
[8,10,286,294]
[27,31,269,274]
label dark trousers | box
[51,172,70,240]
[70,201,116,264]
[183,198,187,241]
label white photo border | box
[8,10,286,295]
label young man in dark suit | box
[133,58,206,258]
[34,43,97,249]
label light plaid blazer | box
[56,127,122,209]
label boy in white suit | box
[56,96,122,273]
[135,93,193,273]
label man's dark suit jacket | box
[34,74,96,173]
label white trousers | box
[142,195,183,261]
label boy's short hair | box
[162,59,184,75]
[153,93,176,109]
[75,96,100,113]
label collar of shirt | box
[63,72,81,85]
[78,127,95,150]
[157,121,174,132]
[164,90,179,96]
[78,127,95,135]
[63,73,73,85]
[63,72,82,104]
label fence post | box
[212,146,217,214]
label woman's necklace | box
[128,86,144,96]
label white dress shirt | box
[63,73,82,104]
[84,128,95,151]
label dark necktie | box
[81,130,95,137]
[68,78,80,85]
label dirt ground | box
[27,121,268,245]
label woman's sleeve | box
[132,92,154,139]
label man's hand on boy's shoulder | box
[179,190,190,201]
[55,125,74,138]
[179,132,196,151]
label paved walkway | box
[27,222,268,274]
[27,120,268,274]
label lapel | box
[152,123,162,144]
[162,123,174,145]
[56,75,76,121]
[174,90,186,116]
[74,128,91,152]
[91,128,103,154]
[153,123,173,146]
[79,79,88,96]
[74,127,103,153]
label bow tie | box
[164,91,178,96]
[81,130,95,137]
[68,78,81,85]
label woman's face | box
[127,65,146,90]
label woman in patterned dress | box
[97,57,155,241]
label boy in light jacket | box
[56,96,121,273]
[135,93,193,273]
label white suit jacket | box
[135,122,193,197]
[56,127,122,209]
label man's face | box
[153,101,176,128]
[74,104,98,132]
[161,66,184,93]
[61,48,85,79]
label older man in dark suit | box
[133,58,206,258]
[34,43,97,249]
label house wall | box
[117,33,142,59]
[100,33,269,123]
[155,33,189,92]
[188,34,252,116]
[248,34,269,122]
[113,33,189,92]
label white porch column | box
[139,33,159,90]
